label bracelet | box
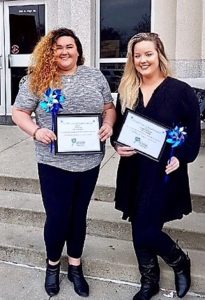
[33,127,41,140]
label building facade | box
[0,0,205,122]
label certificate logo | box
[71,138,85,147]
[71,138,77,146]
[134,137,140,143]
[133,136,147,149]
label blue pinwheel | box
[40,88,65,113]
[40,88,65,152]
[165,125,187,182]
[166,126,187,148]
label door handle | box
[0,55,2,69]
[7,54,30,68]
[8,54,11,68]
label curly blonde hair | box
[118,33,171,112]
[28,28,84,98]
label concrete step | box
[0,222,204,294]
[0,175,115,202]
[0,175,205,212]
[0,190,205,251]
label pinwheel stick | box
[40,88,65,153]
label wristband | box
[33,127,41,140]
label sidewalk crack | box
[0,137,31,154]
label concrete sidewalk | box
[0,125,205,196]
[0,261,204,300]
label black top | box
[111,77,201,222]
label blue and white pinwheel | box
[164,126,187,182]
[40,88,65,152]
[40,88,65,113]
[166,126,187,148]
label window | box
[98,0,151,92]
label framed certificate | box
[55,114,103,154]
[116,109,168,161]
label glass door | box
[1,1,46,115]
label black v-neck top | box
[138,77,168,110]
[111,77,201,222]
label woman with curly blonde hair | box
[12,27,116,298]
[28,29,84,98]
[111,33,200,299]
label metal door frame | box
[0,3,6,115]
[1,0,46,115]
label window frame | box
[96,0,154,65]
[96,0,127,69]
[96,0,154,96]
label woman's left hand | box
[99,123,113,142]
[165,156,180,174]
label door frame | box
[1,0,47,116]
[0,3,6,115]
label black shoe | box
[174,254,191,298]
[162,243,191,298]
[133,250,160,300]
[133,282,159,300]
[45,261,60,296]
[68,264,89,297]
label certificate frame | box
[54,113,103,154]
[115,109,168,161]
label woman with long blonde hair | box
[111,33,200,299]
[118,32,170,113]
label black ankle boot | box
[133,252,160,300]
[45,261,60,296]
[68,264,89,297]
[133,282,159,300]
[162,243,191,298]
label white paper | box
[56,115,101,153]
[117,111,167,160]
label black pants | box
[38,163,100,262]
[131,204,176,259]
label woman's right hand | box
[34,127,56,144]
[115,145,137,157]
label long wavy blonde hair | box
[28,28,84,98]
[118,32,171,112]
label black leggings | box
[38,163,100,262]
[131,206,175,259]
